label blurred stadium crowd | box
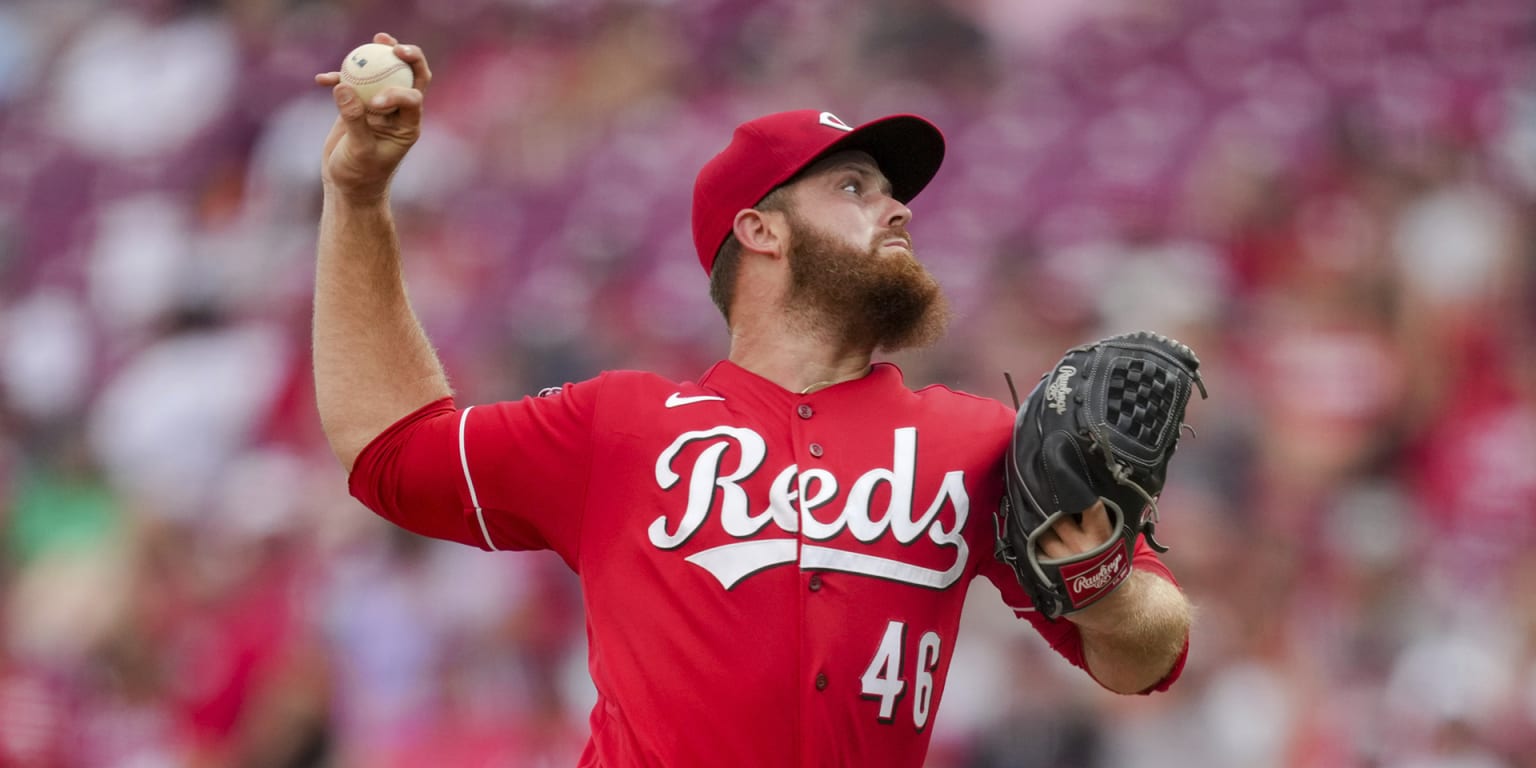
[1,0,1534,765]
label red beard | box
[783,211,950,353]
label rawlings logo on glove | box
[995,331,1207,619]
[1044,366,1076,415]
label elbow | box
[1100,620,1190,695]
[1082,577,1193,695]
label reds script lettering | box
[650,426,970,590]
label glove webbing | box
[1003,370,1189,554]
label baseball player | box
[314,33,1194,768]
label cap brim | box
[812,114,946,203]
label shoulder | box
[593,369,686,392]
[909,381,1014,423]
[534,369,687,397]
[860,364,1014,435]
[515,370,685,422]
[555,369,721,414]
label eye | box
[839,177,862,194]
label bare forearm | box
[313,192,451,470]
[1070,570,1191,694]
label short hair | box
[708,236,744,323]
[707,186,792,324]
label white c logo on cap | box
[818,112,854,132]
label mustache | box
[875,228,913,250]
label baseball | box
[340,43,414,105]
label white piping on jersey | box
[458,406,497,551]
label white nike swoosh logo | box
[665,392,725,408]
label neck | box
[727,320,873,394]
[722,246,874,394]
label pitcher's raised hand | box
[315,32,433,202]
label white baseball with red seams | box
[340,43,413,105]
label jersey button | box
[809,443,824,457]
[797,404,813,419]
[815,673,828,691]
[808,573,822,592]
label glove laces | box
[1092,430,1171,553]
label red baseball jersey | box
[350,360,1184,767]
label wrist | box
[322,177,393,209]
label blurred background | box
[0,0,1533,765]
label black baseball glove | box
[995,331,1207,620]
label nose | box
[885,195,911,229]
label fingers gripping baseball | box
[315,33,433,201]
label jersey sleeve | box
[980,537,1189,694]
[347,376,602,569]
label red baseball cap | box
[691,110,946,275]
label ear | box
[731,208,788,258]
